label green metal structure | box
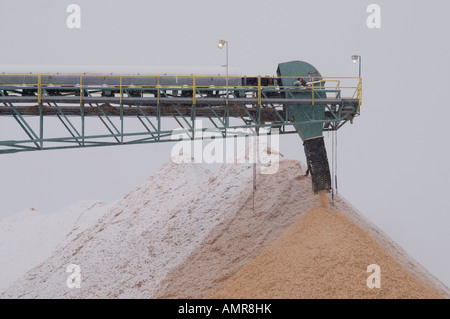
[277,61,327,141]
[0,61,362,191]
[277,61,335,192]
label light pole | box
[352,55,362,106]
[218,39,229,100]
[351,55,361,78]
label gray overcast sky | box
[1,0,450,289]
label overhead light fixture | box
[351,55,362,78]
[217,39,229,114]
[218,39,227,49]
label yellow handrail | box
[38,75,41,104]
[193,76,196,104]
[157,76,160,105]
[119,75,122,104]
[0,74,362,104]
[257,77,261,105]
[79,75,82,104]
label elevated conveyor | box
[0,61,362,192]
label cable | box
[253,161,256,210]
[334,128,338,195]
[331,128,335,202]
[252,132,258,211]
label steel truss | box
[0,75,361,154]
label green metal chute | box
[277,61,331,193]
[276,60,327,141]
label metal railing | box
[0,74,362,106]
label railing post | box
[359,77,362,105]
[157,76,160,105]
[38,75,41,104]
[257,76,261,106]
[192,76,196,139]
[192,76,196,105]
[79,75,83,104]
[120,75,123,105]
[120,75,123,144]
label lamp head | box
[218,39,227,49]
[352,55,359,63]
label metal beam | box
[0,75,361,154]
[0,96,359,106]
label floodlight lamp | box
[218,39,227,49]
[352,55,359,63]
